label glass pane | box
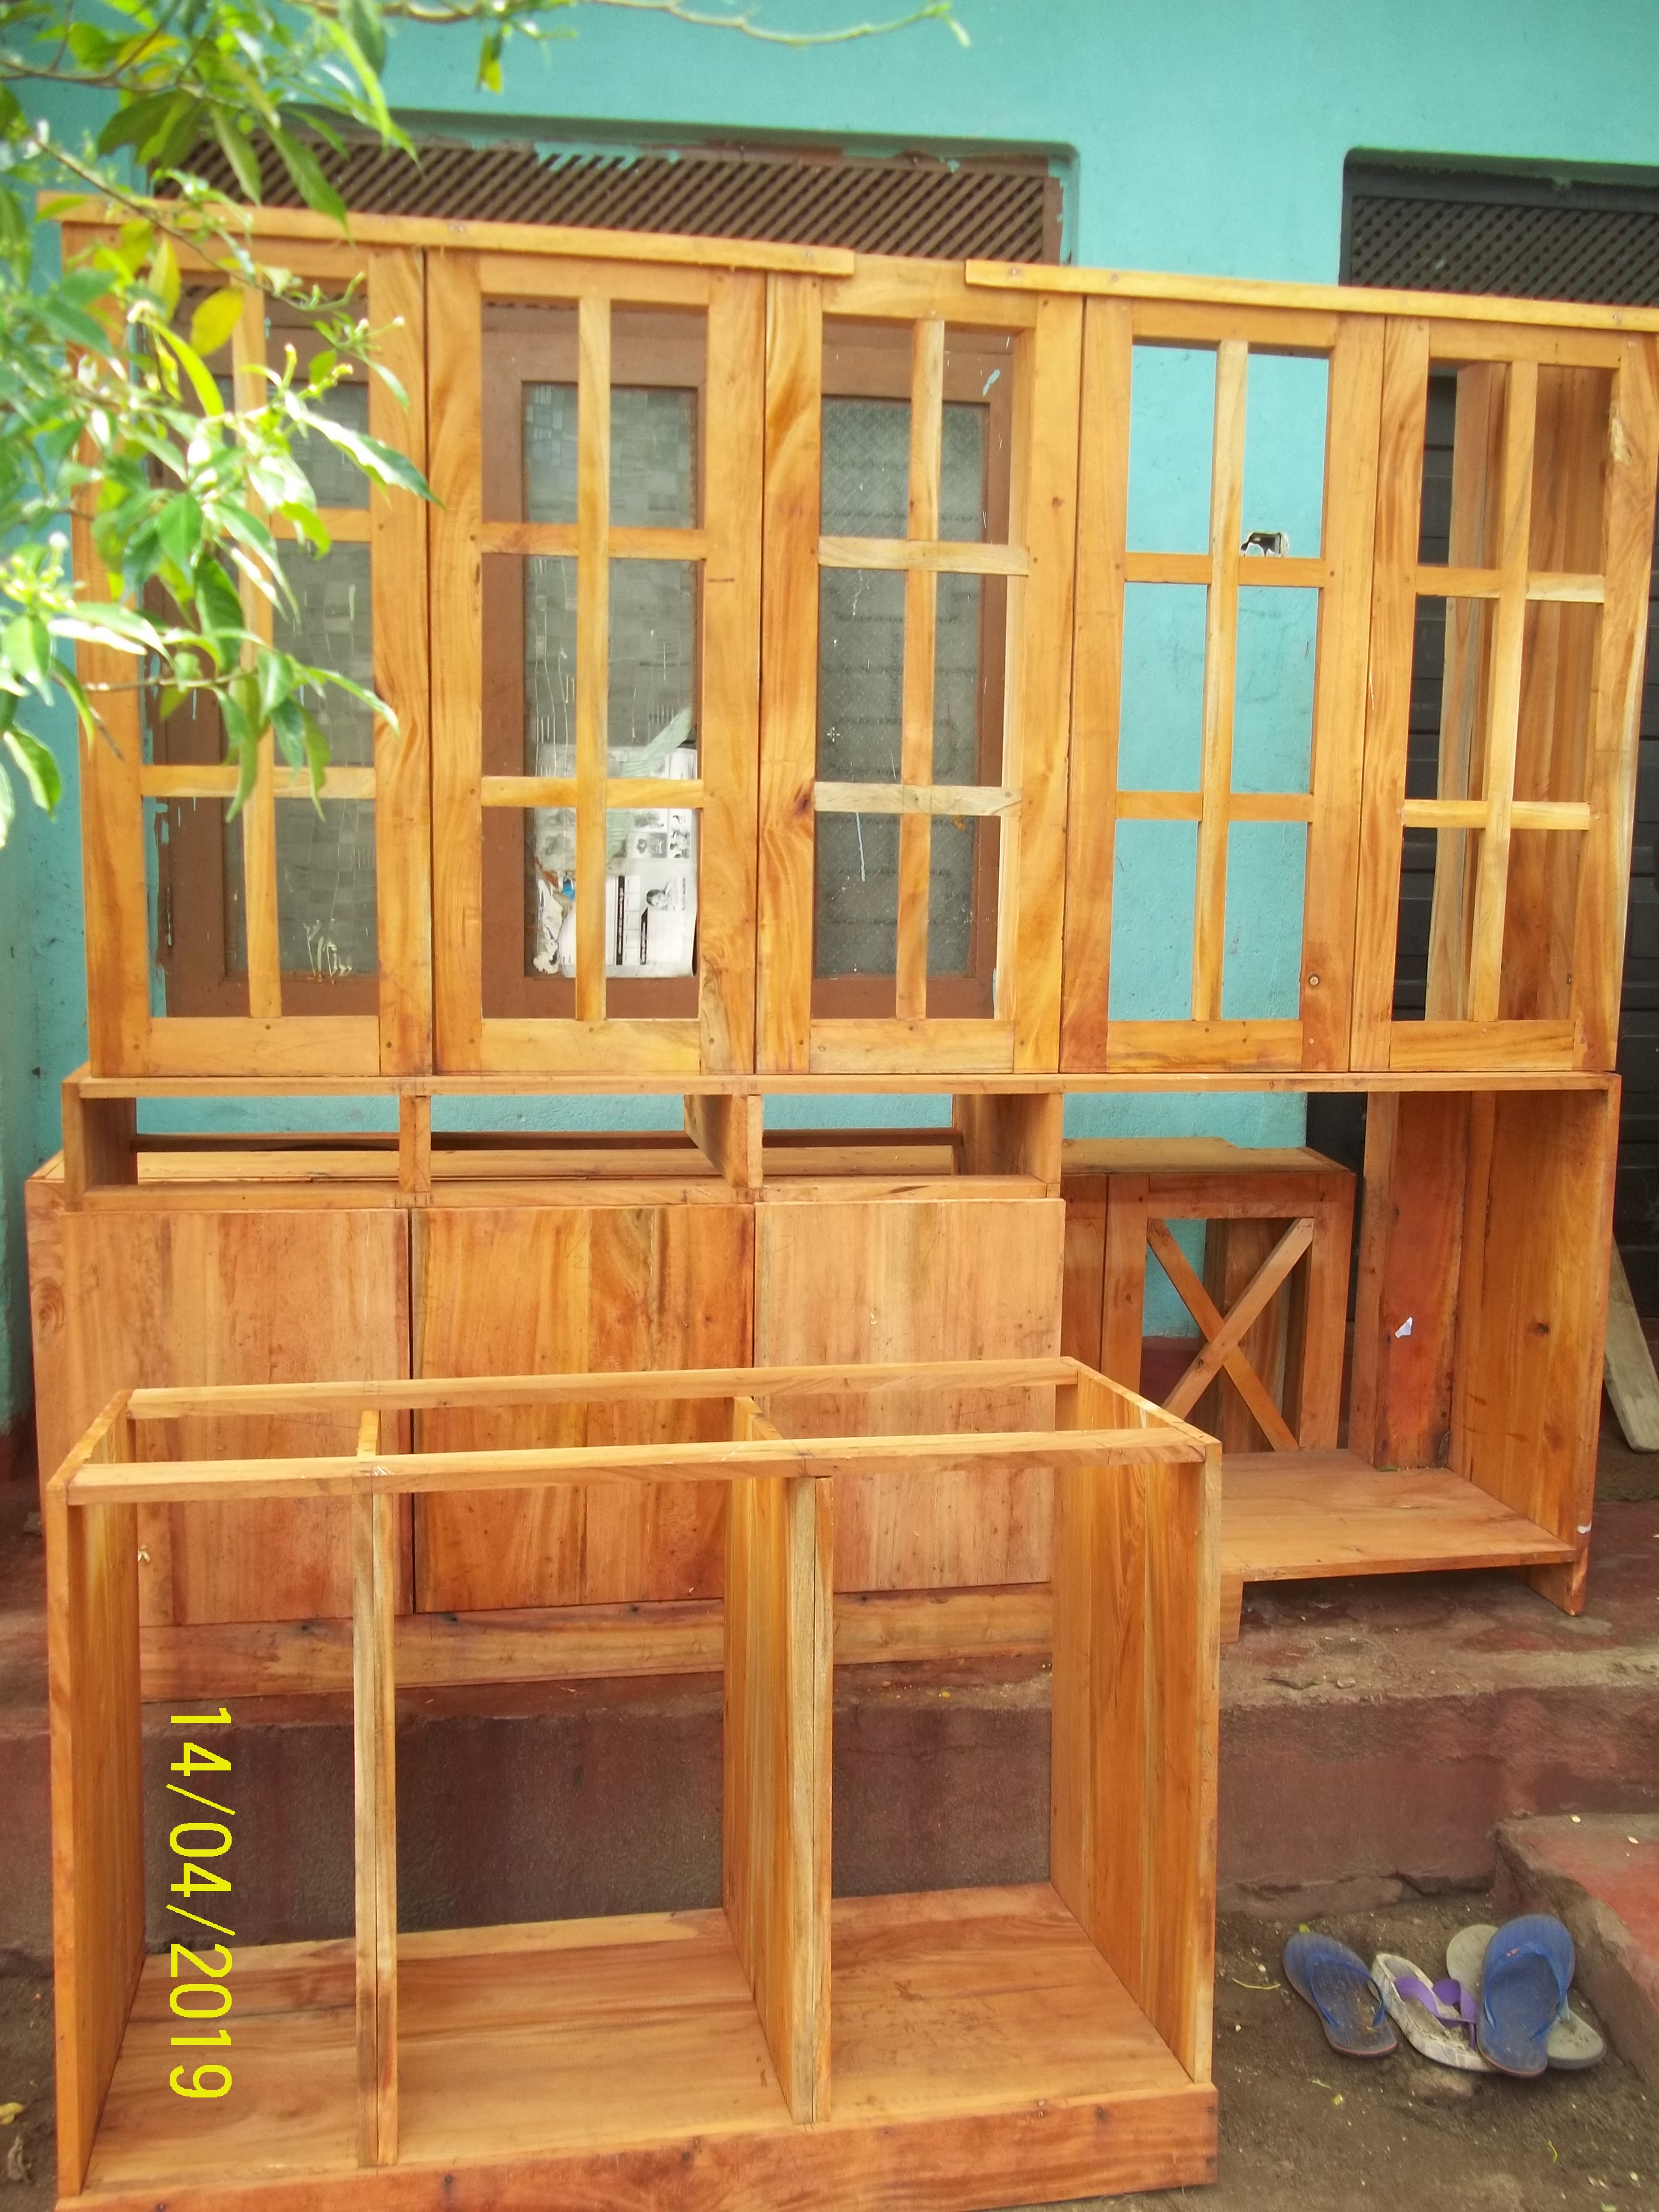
[612,388,696,527]
[939,398,988,543]
[822,398,909,536]
[1242,353,1327,559]
[1120,583,1206,791]
[818,569,904,783]
[275,544,374,765]
[1110,821,1195,1019]
[289,380,371,511]
[525,555,577,771]
[609,560,697,757]
[225,800,379,981]
[815,814,898,980]
[530,806,576,977]
[1127,346,1214,555]
[1529,366,1609,573]
[525,384,577,524]
[1222,823,1305,1018]
[934,571,983,783]
[1233,587,1318,794]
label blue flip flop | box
[1283,1933,1398,2057]
[1475,1915,1575,2078]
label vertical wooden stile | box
[1192,340,1248,1026]
[397,1092,432,1204]
[897,317,945,1020]
[369,247,434,1074]
[1006,292,1084,1070]
[1350,319,1432,1067]
[684,1092,764,1190]
[1059,299,1133,1069]
[427,251,485,1070]
[723,1396,831,2121]
[697,272,766,1073]
[1571,338,1659,1066]
[574,294,612,1025]
[44,1398,144,2195]
[1465,360,1538,1023]
[757,276,824,1072]
[1300,318,1385,1069]
[353,1411,398,2165]
[230,287,282,1021]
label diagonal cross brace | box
[1146,1215,1315,1452]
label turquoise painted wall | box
[7,0,1659,1419]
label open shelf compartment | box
[47,1358,1218,2211]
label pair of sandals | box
[1284,1919,1604,2077]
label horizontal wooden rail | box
[68,1426,1206,1505]
[1412,565,1606,603]
[138,764,378,801]
[271,509,371,544]
[1401,799,1592,832]
[479,521,709,561]
[1115,791,1314,822]
[817,535,1028,576]
[481,776,705,810]
[123,1357,1089,1419]
[814,782,1020,817]
[1124,551,1330,589]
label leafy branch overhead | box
[0,0,962,845]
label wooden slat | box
[127,1358,1081,1419]
[1387,1017,1574,1070]
[897,317,946,1022]
[574,292,611,1025]
[807,1016,1016,1076]
[273,506,372,545]
[1603,1242,1659,1451]
[1572,337,1659,1068]
[1404,798,1590,831]
[1466,360,1538,1023]
[964,252,1659,333]
[480,774,705,810]
[1192,340,1248,1024]
[1159,1216,1312,1437]
[44,1401,145,2198]
[1298,317,1384,1071]
[756,276,822,1072]
[723,1402,830,2123]
[427,250,485,1070]
[142,1014,382,1077]
[814,780,1018,817]
[352,1419,398,2166]
[1103,1017,1304,1071]
[1051,1371,1218,2086]
[138,763,379,801]
[696,269,766,1074]
[817,534,1028,576]
[70,1425,1198,1508]
[1350,319,1432,1067]
[1125,550,1329,589]
[480,520,707,559]
[368,246,433,1075]
[231,287,281,1021]
[1059,299,1133,1070]
[1007,292,1085,1069]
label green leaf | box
[149,236,181,320]
[478,26,505,94]
[1,615,53,699]
[189,288,245,361]
[266,126,347,228]
[0,762,14,849]
[153,326,224,419]
[209,115,265,204]
[3,728,62,815]
[340,0,387,72]
[157,493,205,575]
[98,90,184,158]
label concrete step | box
[2,1489,1656,1968]
[1494,1810,1659,2089]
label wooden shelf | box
[1222,1451,1577,1584]
[78,1889,1212,2208]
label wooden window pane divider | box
[814,782,1019,818]
[481,775,707,810]
[480,520,709,559]
[817,534,1028,576]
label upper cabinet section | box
[58,208,1659,1083]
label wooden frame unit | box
[47,1361,1218,2212]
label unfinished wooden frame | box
[46,1359,1218,2211]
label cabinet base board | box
[72,1885,1214,2211]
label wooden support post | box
[397,1093,432,1206]
[952,1092,1063,1186]
[44,1397,144,2197]
[353,1411,398,2166]
[1051,1371,1219,2085]
[60,1073,137,1209]
[723,1396,831,2123]
[684,1092,765,1191]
